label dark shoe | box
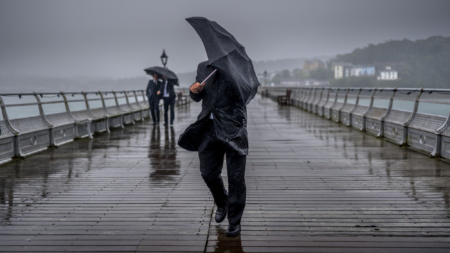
[215,206,227,223]
[226,224,241,237]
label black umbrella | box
[186,16,259,105]
[144,66,179,86]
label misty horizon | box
[1,0,450,91]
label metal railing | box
[260,86,450,160]
[0,89,191,164]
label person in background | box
[146,73,162,125]
[160,76,177,126]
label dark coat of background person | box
[146,79,162,123]
[159,79,177,125]
[146,79,162,100]
[177,61,249,156]
[159,79,177,100]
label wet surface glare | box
[0,96,450,252]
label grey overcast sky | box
[1,0,450,79]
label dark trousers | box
[198,120,247,225]
[163,97,175,125]
[148,98,160,123]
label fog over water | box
[1,0,450,91]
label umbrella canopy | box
[144,66,179,86]
[186,16,259,105]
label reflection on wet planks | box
[205,97,450,252]
[0,97,449,252]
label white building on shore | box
[335,63,375,79]
[377,66,398,80]
[334,63,353,79]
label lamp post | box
[263,70,268,86]
[160,49,168,68]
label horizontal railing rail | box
[0,88,190,165]
[259,86,450,160]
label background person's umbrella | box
[186,16,259,105]
[144,66,179,86]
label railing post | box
[315,87,324,114]
[338,88,350,122]
[133,91,145,121]
[404,88,424,126]
[112,91,120,109]
[309,88,316,112]
[436,106,450,134]
[60,91,76,136]
[304,87,312,110]
[302,87,308,109]
[433,91,450,156]
[112,91,125,128]
[98,91,111,133]
[81,91,94,116]
[295,88,301,107]
[349,88,363,115]
[379,88,398,137]
[403,88,424,146]
[123,91,136,125]
[98,91,108,110]
[320,88,331,116]
[33,92,55,146]
[0,96,20,136]
[361,88,377,131]
[60,92,93,139]
[329,88,339,111]
[123,90,132,106]
[0,95,20,160]
[60,92,73,115]
[33,92,53,128]
[299,88,305,109]
[82,91,98,136]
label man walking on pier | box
[160,76,176,126]
[180,62,250,237]
[179,16,259,237]
[146,74,162,125]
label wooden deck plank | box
[1,96,449,252]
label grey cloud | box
[0,0,449,80]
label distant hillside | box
[176,56,331,87]
[252,56,330,74]
[252,58,306,74]
[332,36,450,88]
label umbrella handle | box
[200,69,217,85]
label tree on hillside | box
[309,68,333,80]
[292,68,308,79]
[272,73,282,85]
[281,69,291,79]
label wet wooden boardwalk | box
[1,96,450,252]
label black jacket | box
[159,79,177,100]
[178,61,248,155]
[146,79,162,100]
